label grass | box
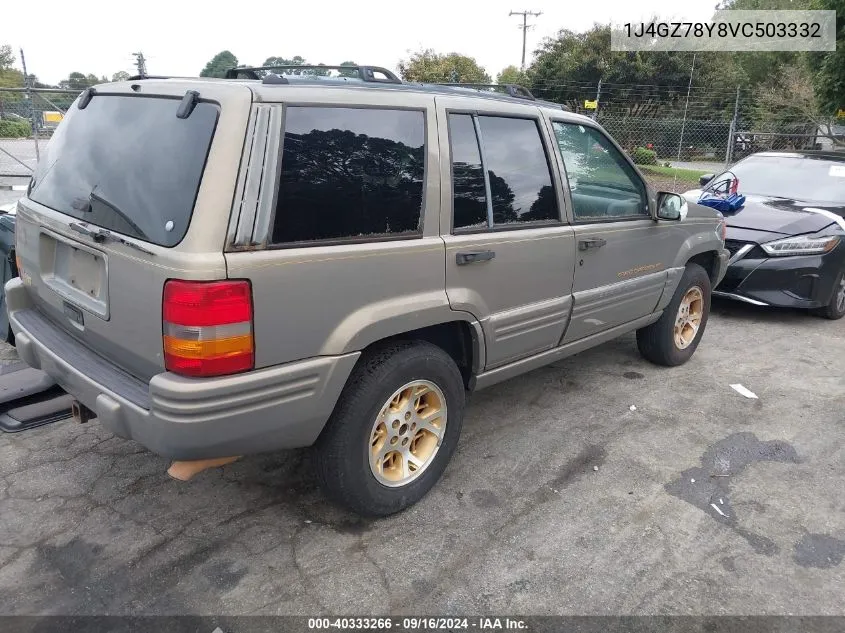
[637,164,710,186]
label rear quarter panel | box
[225,89,456,367]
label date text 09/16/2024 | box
[307,617,528,630]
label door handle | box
[456,250,496,265]
[578,238,607,251]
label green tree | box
[263,55,305,68]
[530,25,704,114]
[57,72,100,90]
[111,71,131,82]
[0,44,14,70]
[811,0,845,116]
[711,0,840,129]
[712,0,814,87]
[496,65,529,86]
[200,50,238,78]
[717,0,812,8]
[261,55,331,76]
[339,60,358,78]
[398,49,490,83]
[0,44,24,93]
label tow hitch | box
[71,400,94,424]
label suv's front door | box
[437,98,576,369]
[548,119,677,343]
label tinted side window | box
[272,107,425,244]
[552,122,648,220]
[477,116,558,225]
[448,114,488,230]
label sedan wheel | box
[816,271,845,320]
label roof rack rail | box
[224,65,403,84]
[126,75,182,81]
[434,83,536,101]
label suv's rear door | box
[436,96,576,369]
[14,81,253,381]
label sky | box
[1,0,718,86]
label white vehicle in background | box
[0,200,19,215]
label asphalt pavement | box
[0,139,36,208]
[0,299,843,615]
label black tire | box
[637,263,711,367]
[313,340,465,517]
[812,270,845,320]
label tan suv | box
[6,65,729,516]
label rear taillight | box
[162,279,254,377]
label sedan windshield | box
[719,155,845,203]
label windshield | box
[717,155,845,204]
[29,95,218,247]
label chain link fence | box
[0,87,80,180]
[593,113,828,192]
[2,78,844,194]
[531,80,845,191]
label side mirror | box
[656,192,687,221]
[699,173,715,187]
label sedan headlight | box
[761,235,841,256]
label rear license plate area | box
[39,229,109,319]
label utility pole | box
[132,52,148,78]
[725,85,740,167]
[509,10,542,71]
[19,48,39,161]
[593,79,602,120]
[676,53,696,162]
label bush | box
[0,119,32,138]
[630,146,658,165]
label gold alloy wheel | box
[369,380,447,488]
[674,286,704,350]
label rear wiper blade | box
[89,190,148,240]
[69,221,106,241]
[68,222,154,255]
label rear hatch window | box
[28,95,218,247]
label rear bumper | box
[715,243,845,308]
[6,278,359,460]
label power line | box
[509,10,542,71]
